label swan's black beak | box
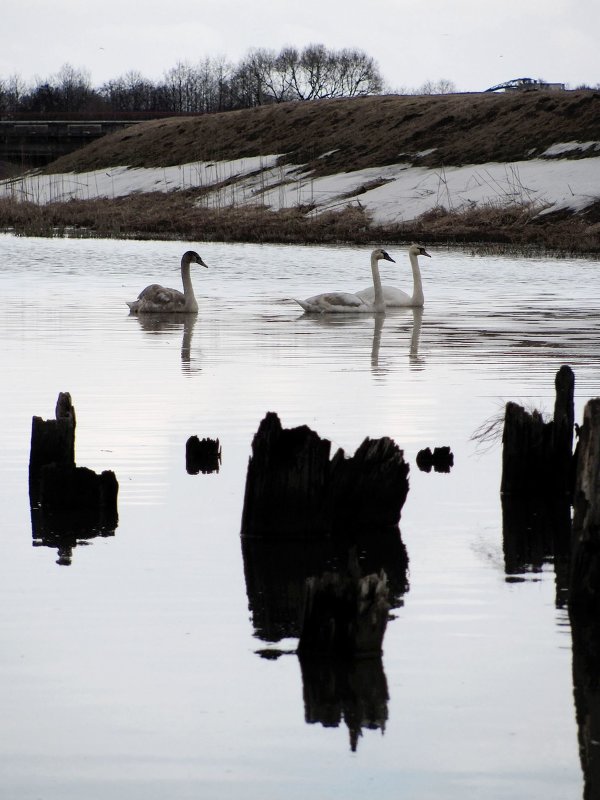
[198,258,208,268]
[420,248,431,258]
[382,251,395,263]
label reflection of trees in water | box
[300,651,389,752]
[242,530,408,643]
[242,527,408,749]
[132,312,198,371]
[501,494,571,606]
[570,611,600,800]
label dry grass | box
[43,91,600,177]
[3,91,600,252]
[2,191,598,254]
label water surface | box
[1,234,598,799]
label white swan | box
[294,248,395,313]
[126,250,207,313]
[355,243,431,307]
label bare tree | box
[417,78,456,95]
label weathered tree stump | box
[29,391,76,485]
[416,446,454,473]
[501,365,575,497]
[28,393,119,553]
[569,398,600,610]
[240,412,409,538]
[297,570,390,658]
[186,436,221,474]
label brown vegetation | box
[2,92,600,252]
[44,91,600,176]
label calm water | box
[1,233,599,799]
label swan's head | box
[183,250,208,268]
[409,243,431,258]
[372,248,395,263]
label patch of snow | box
[2,152,599,224]
[0,155,282,205]
[541,141,600,157]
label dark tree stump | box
[501,365,575,497]
[570,398,600,610]
[28,393,119,557]
[240,412,409,538]
[241,412,332,537]
[29,391,76,483]
[416,446,454,473]
[186,436,221,474]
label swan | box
[355,243,431,307]
[294,248,395,313]
[126,250,207,313]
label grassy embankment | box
[1,91,600,253]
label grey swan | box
[294,248,395,313]
[355,243,431,307]
[127,250,207,313]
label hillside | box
[45,91,600,176]
[2,91,600,252]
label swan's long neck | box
[409,251,424,306]
[370,253,385,312]
[181,259,198,311]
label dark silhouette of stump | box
[501,365,575,497]
[416,446,454,473]
[186,436,221,474]
[28,393,119,562]
[570,399,600,610]
[240,412,409,538]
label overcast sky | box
[2,0,598,93]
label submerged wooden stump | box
[240,412,409,538]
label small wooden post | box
[186,436,221,474]
[501,365,575,497]
[29,391,76,480]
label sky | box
[2,0,599,93]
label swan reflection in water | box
[295,306,424,372]
[130,312,199,371]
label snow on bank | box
[1,147,599,224]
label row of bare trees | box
[0,47,457,118]
[0,45,385,117]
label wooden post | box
[28,393,119,551]
[500,365,575,497]
[570,399,600,609]
[29,391,76,480]
[186,436,221,474]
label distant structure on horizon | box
[485,77,566,93]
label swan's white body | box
[127,250,207,313]
[355,244,431,308]
[294,248,395,313]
